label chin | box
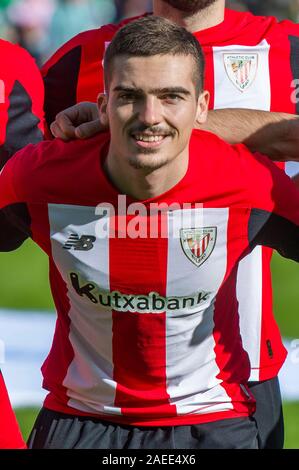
[128,154,169,171]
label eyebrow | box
[113,86,191,96]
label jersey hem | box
[249,353,287,382]
[44,395,255,427]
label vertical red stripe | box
[212,208,255,414]
[269,35,295,114]
[258,247,287,381]
[110,213,177,418]
[203,45,215,110]
[200,238,204,256]
[260,34,291,376]
[77,33,107,103]
[29,203,75,410]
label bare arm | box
[198,109,299,161]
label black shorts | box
[248,376,284,449]
[28,410,258,450]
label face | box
[160,0,217,12]
[99,54,209,172]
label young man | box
[1,16,298,449]
[0,38,44,449]
[41,0,299,448]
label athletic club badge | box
[223,53,258,92]
[180,227,217,267]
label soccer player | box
[42,0,299,449]
[0,38,44,449]
[1,16,298,449]
[0,39,44,168]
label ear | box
[195,90,210,125]
[97,93,109,127]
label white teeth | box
[134,135,165,142]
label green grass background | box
[1,240,298,447]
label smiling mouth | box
[130,132,171,148]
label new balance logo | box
[63,234,96,251]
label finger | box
[75,119,103,139]
[59,102,98,124]
[50,121,72,141]
[55,113,78,138]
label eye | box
[161,94,183,103]
[118,92,139,103]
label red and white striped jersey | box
[42,8,299,381]
[0,39,44,169]
[0,131,298,425]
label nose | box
[138,95,162,126]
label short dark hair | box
[104,16,205,95]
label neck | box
[153,0,225,33]
[104,150,189,201]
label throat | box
[153,0,225,33]
[104,152,189,201]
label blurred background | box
[0,0,298,449]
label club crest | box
[224,53,258,92]
[180,227,217,267]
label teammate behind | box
[0,38,44,449]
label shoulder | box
[41,14,146,76]
[190,129,281,183]
[276,18,299,37]
[0,39,40,81]
[41,28,106,77]
[242,11,299,38]
[0,38,33,60]
[224,8,293,42]
[0,39,43,103]
[226,8,278,28]
[0,40,44,141]
[9,134,109,199]
[189,130,289,211]
[190,129,244,159]
[13,134,106,169]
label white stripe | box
[165,208,233,415]
[213,41,271,378]
[213,40,271,109]
[237,247,263,382]
[48,204,121,415]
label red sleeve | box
[278,19,299,36]
[235,145,299,221]
[0,152,19,210]
[0,40,44,169]
[41,14,143,77]
[41,25,117,78]
[234,144,299,261]
[0,371,26,449]
[0,145,35,251]
[41,14,146,133]
[41,26,117,133]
